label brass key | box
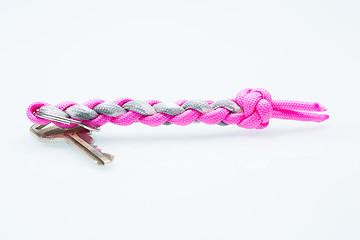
[30,124,113,165]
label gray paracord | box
[39,99,244,125]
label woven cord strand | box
[26,88,329,129]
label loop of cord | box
[27,88,329,129]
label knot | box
[235,88,273,129]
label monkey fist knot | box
[235,88,273,129]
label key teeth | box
[89,140,114,163]
[104,153,114,161]
[95,148,114,162]
[67,129,114,165]
[95,152,114,165]
[77,130,95,145]
[92,144,104,153]
[81,131,114,164]
[30,124,114,165]
[84,132,113,161]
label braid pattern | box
[27,88,329,129]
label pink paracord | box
[27,88,329,129]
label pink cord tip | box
[316,114,329,122]
[318,104,327,112]
[312,103,327,112]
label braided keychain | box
[27,88,329,165]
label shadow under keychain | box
[26,88,329,165]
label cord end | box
[315,114,329,122]
[315,103,327,112]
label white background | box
[0,1,359,239]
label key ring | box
[26,88,329,165]
[36,112,100,131]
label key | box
[30,124,114,165]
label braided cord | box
[27,88,329,129]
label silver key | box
[30,124,113,165]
